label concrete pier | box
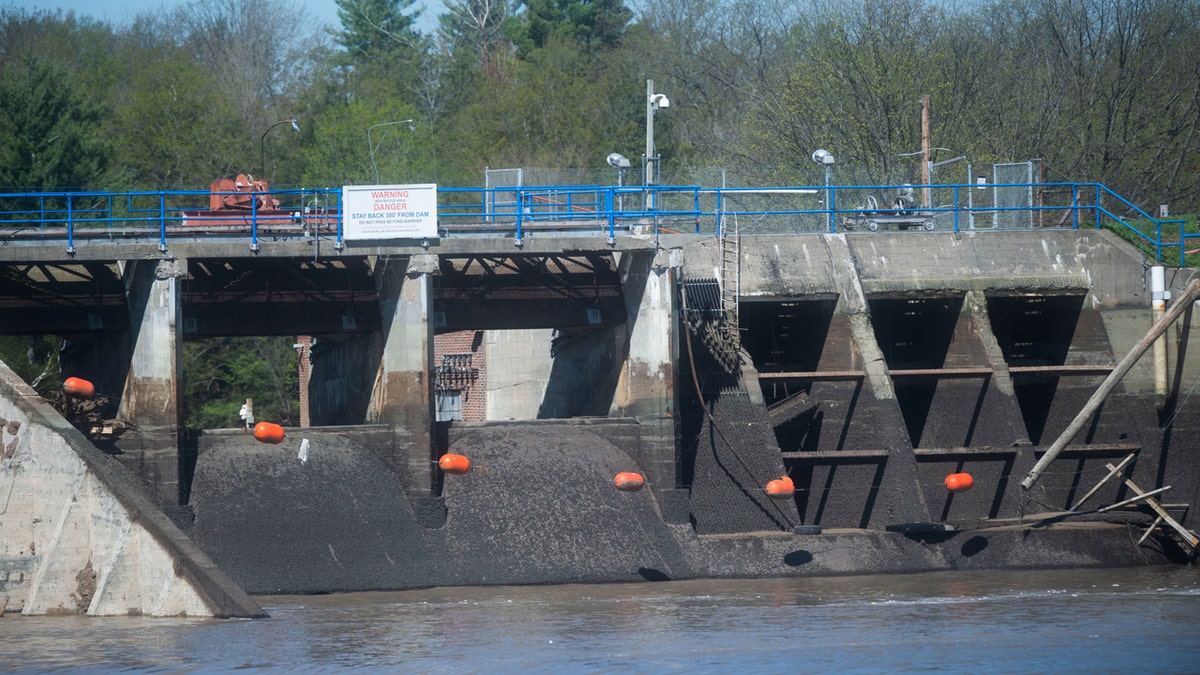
[369,254,436,494]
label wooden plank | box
[1068,453,1137,512]
[1105,463,1199,550]
[1138,516,1164,545]
[913,446,1018,458]
[1097,485,1172,513]
[781,449,890,464]
[1012,362,1113,372]
[1022,278,1200,489]
[758,370,865,381]
[889,367,993,378]
[1033,442,1141,458]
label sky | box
[1,0,443,33]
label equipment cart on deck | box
[842,187,936,231]
[843,209,936,231]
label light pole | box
[811,149,835,230]
[607,152,630,211]
[260,118,300,178]
[644,79,669,209]
[367,119,415,184]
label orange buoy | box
[62,377,96,400]
[438,453,471,475]
[765,475,795,499]
[944,472,974,493]
[613,471,645,492]
[253,422,285,444]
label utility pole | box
[921,95,931,208]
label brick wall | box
[433,331,486,421]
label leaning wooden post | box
[1021,278,1200,490]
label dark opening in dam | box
[987,292,1087,445]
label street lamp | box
[367,119,416,184]
[608,152,630,211]
[811,149,835,230]
[260,118,300,178]
[645,79,669,209]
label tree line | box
[1,0,1198,428]
[1,0,1197,208]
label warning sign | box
[342,183,438,240]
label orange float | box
[253,422,285,444]
[765,475,795,499]
[62,377,96,400]
[613,471,645,492]
[438,453,471,475]
[944,472,974,493]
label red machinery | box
[185,173,337,230]
[207,174,281,211]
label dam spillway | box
[2,210,1198,600]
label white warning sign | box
[342,183,438,240]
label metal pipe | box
[1152,265,1168,395]
[1021,277,1200,490]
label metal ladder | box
[678,211,743,374]
[718,212,741,352]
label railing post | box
[336,190,345,251]
[65,194,75,255]
[829,185,837,233]
[514,190,524,247]
[693,190,701,234]
[1094,185,1102,230]
[953,185,960,232]
[1181,222,1187,266]
[250,191,260,252]
[1071,185,1079,229]
[716,190,723,238]
[606,188,615,245]
[158,193,168,253]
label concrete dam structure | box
[2,201,1199,607]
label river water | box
[2,566,1198,673]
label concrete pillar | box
[610,248,680,497]
[369,254,436,495]
[820,235,931,526]
[116,258,185,506]
[295,336,312,427]
[822,234,894,400]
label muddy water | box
[3,566,1198,672]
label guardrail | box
[0,182,1188,262]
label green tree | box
[336,0,423,61]
[505,0,632,56]
[183,337,299,430]
[106,44,246,190]
[0,58,108,190]
[439,0,514,69]
[0,335,62,393]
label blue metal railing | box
[0,182,1188,263]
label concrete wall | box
[484,329,555,420]
[675,230,1200,533]
[0,361,263,617]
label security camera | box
[650,93,670,109]
[811,149,835,165]
[607,153,631,168]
